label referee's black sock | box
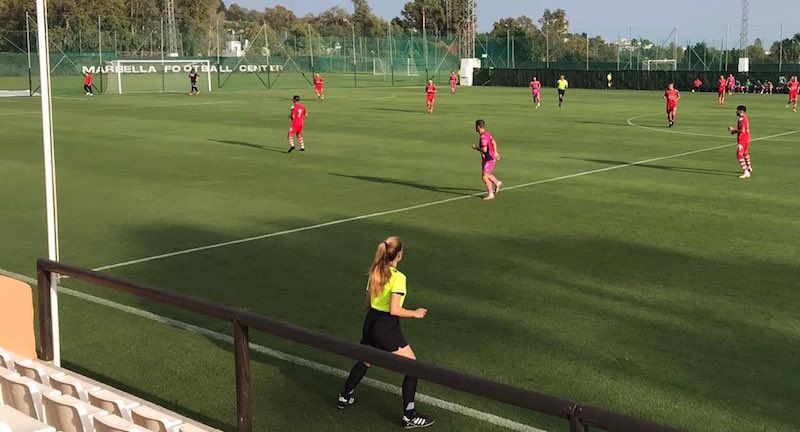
[343,362,369,396]
[402,375,418,417]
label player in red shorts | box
[717,75,726,105]
[425,79,437,114]
[450,71,458,94]
[287,95,307,153]
[786,76,798,112]
[664,83,680,127]
[313,73,324,101]
[728,105,751,178]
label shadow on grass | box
[329,173,482,197]
[208,139,287,153]
[564,156,734,177]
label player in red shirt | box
[692,78,702,93]
[717,75,726,105]
[425,80,437,114]
[450,72,458,94]
[786,76,798,112]
[530,76,541,108]
[287,95,307,153]
[313,73,324,101]
[728,105,751,178]
[83,72,93,96]
[664,83,680,127]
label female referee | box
[337,236,435,429]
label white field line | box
[93,126,800,272]
[0,268,544,432]
[626,113,732,139]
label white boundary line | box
[0,268,544,432]
[626,113,732,139]
[93,126,800,272]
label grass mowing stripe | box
[0,267,546,432]
[92,126,800,272]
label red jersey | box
[314,76,323,87]
[290,102,307,125]
[693,79,702,87]
[736,114,750,145]
[426,84,437,95]
[718,78,726,91]
[664,89,680,103]
[84,74,92,85]
[530,81,541,92]
[450,74,458,85]
[789,81,799,94]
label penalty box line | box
[94,127,800,273]
[0,268,545,432]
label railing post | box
[37,265,54,361]
[233,320,252,432]
[569,404,588,432]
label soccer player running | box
[717,75,727,105]
[287,95,307,153]
[189,68,199,95]
[786,76,799,112]
[664,83,680,128]
[337,236,435,429]
[313,72,325,101]
[729,105,752,179]
[556,75,568,107]
[471,119,503,201]
[450,71,458,94]
[83,72,93,96]
[530,76,541,108]
[425,79,437,114]
[692,78,702,93]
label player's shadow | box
[208,139,286,153]
[329,173,481,196]
[564,157,733,177]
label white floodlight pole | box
[35,0,61,366]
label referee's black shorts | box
[558,89,566,96]
[361,308,408,352]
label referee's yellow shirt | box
[557,79,568,90]
[367,267,407,312]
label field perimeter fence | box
[1,18,800,94]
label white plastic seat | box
[0,405,56,432]
[14,360,65,387]
[50,375,101,402]
[0,348,30,372]
[88,389,140,421]
[179,424,215,432]
[93,414,147,432]
[0,374,61,420]
[42,393,107,432]
[131,405,182,432]
[0,367,20,405]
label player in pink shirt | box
[450,72,458,94]
[425,80,437,114]
[471,119,503,201]
[530,76,541,108]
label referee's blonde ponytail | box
[368,236,402,298]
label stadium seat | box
[14,360,65,387]
[88,389,140,421]
[42,393,108,432]
[0,405,56,432]
[0,367,20,405]
[50,374,101,402]
[0,374,61,420]
[0,348,29,372]
[131,405,182,432]
[93,413,148,432]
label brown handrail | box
[36,258,687,432]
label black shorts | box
[360,308,407,352]
[558,89,565,95]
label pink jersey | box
[450,75,458,85]
[727,76,735,87]
[479,131,497,161]
[530,81,541,92]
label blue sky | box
[233,1,798,45]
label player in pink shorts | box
[450,71,458,94]
[530,76,541,108]
[471,119,503,201]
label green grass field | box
[1,80,800,432]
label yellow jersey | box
[367,267,407,312]
[557,79,568,90]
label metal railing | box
[36,258,687,432]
